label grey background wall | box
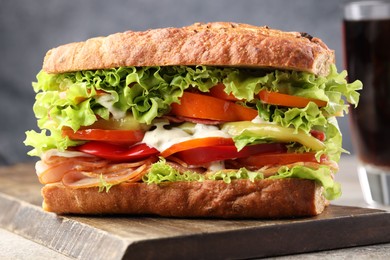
[0,0,354,165]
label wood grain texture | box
[1,163,390,259]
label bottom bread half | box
[41,178,326,218]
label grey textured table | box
[1,156,389,259]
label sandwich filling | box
[25,65,362,200]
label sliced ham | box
[62,164,149,189]
[37,149,156,188]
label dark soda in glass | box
[344,18,390,168]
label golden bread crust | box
[43,22,335,76]
[42,179,326,218]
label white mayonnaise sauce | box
[42,149,95,161]
[142,122,231,152]
[207,160,226,171]
[251,115,265,124]
[96,94,126,119]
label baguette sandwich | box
[25,22,362,218]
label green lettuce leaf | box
[24,129,82,156]
[28,66,233,155]
[229,118,344,163]
[315,116,347,162]
[143,159,264,184]
[143,160,340,200]
[272,102,327,134]
[269,165,341,200]
[224,64,361,112]
[26,65,360,156]
[207,168,264,183]
[142,158,206,183]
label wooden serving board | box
[1,163,390,259]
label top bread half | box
[42,22,335,76]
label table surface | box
[1,155,390,259]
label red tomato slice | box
[208,83,239,101]
[174,143,286,165]
[170,92,258,121]
[259,90,327,108]
[76,142,159,162]
[238,152,325,167]
[310,130,326,142]
[62,128,145,144]
[161,137,234,158]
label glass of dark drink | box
[344,1,390,205]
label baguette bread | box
[25,22,354,219]
[43,22,334,76]
[42,178,326,218]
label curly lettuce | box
[27,66,228,156]
[26,65,361,156]
[143,159,340,200]
[269,165,341,200]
